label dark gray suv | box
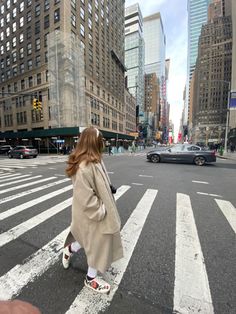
[0,145,13,155]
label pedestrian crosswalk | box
[0,172,235,313]
[0,155,68,172]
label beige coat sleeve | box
[74,168,106,222]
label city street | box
[0,153,235,314]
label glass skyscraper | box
[125,4,145,118]
[185,0,211,124]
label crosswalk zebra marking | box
[0,178,69,205]
[0,185,130,300]
[215,199,236,234]
[0,177,55,195]
[197,192,222,198]
[0,184,72,221]
[0,198,73,248]
[174,193,214,314]
[0,175,42,188]
[0,173,22,180]
[0,174,31,184]
[0,165,26,169]
[65,189,158,314]
[192,180,209,184]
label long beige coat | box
[64,160,123,273]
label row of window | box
[1,109,44,128]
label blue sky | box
[125,0,188,136]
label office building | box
[124,3,145,121]
[0,0,130,147]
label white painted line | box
[197,192,222,198]
[114,185,130,201]
[0,167,14,171]
[0,185,130,299]
[0,198,72,248]
[132,183,143,186]
[0,177,55,195]
[215,199,236,234]
[0,227,70,300]
[0,173,22,179]
[107,172,114,174]
[0,178,69,205]
[174,193,214,314]
[0,175,41,188]
[54,174,66,177]
[0,165,25,169]
[0,184,72,220]
[66,189,158,314]
[139,175,153,178]
[0,174,30,184]
[192,180,209,185]
[48,168,56,170]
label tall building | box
[185,0,210,126]
[0,0,130,148]
[143,12,167,137]
[192,0,232,144]
[124,3,145,121]
[229,0,236,143]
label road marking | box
[0,185,130,299]
[0,165,26,169]
[197,192,222,198]
[0,178,69,205]
[174,193,214,314]
[0,174,31,184]
[215,199,236,234]
[0,173,22,179]
[48,168,56,170]
[138,175,153,178]
[132,183,143,186]
[0,167,15,171]
[0,184,72,220]
[54,174,66,177]
[65,189,158,314]
[0,198,72,248]
[0,175,42,188]
[192,180,209,184]
[107,172,114,174]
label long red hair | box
[66,127,104,177]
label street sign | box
[129,132,139,137]
[56,140,65,143]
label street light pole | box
[224,82,231,153]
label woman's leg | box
[84,266,110,294]
[62,241,81,269]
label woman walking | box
[62,127,123,294]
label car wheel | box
[151,154,160,163]
[194,156,206,166]
[8,154,13,159]
[19,153,24,159]
[33,155,37,158]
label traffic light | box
[32,98,42,111]
[38,100,42,111]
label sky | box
[125,0,188,138]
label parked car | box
[8,146,38,159]
[0,145,13,155]
[146,144,216,166]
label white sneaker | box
[62,245,72,269]
[84,276,111,294]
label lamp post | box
[224,82,231,153]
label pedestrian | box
[62,127,123,294]
[108,144,113,155]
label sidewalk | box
[216,152,236,161]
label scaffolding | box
[48,31,86,129]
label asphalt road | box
[0,153,235,314]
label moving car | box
[0,145,13,155]
[146,144,216,166]
[8,146,38,159]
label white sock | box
[70,241,81,253]
[87,266,97,279]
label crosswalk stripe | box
[174,193,214,314]
[0,178,70,205]
[0,175,42,188]
[0,167,14,171]
[0,227,70,300]
[65,189,158,314]
[0,198,72,248]
[0,165,26,169]
[0,174,31,184]
[0,173,22,179]
[0,185,130,299]
[0,177,55,195]
[215,199,236,234]
[0,184,72,220]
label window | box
[71,0,76,9]
[12,22,16,32]
[35,21,40,34]
[54,8,60,22]
[29,76,33,87]
[0,45,4,55]
[14,82,18,92]
[6,41,10,51]
[20,17,24,27]
[44,33,49,47]
[88,3,92,14]
[55,0,60,4]
[0,59,4,69]
[27,43,32,55]
[28,59,33,70]
[80,24,85,37]
[12,51,17,63]
[20,1,24,12]
[6,0,10,10]
[0,5,4,14]
[37,73,41,84]
[20,47,24,59]
[13,66,17,76]
[44,0,50,11]
[6,27,10,37]
[35,38,40,51]
[0,18,4,28]
[27,11,31,23]
[80,7,84,19]
[44,15,49,28]
[36,55,41,67]
[21,79,25,89]
[19,33,24,43]
[20,63,24,73]
[71,13,76,27]
[6,13,11,23]
[27,0,32,6]
[88,18,92,30]
[35,4,40,17]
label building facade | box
[124,88,136,134]
[192,10,232,144]
[124,3,145,122]
[0,0,131,148]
